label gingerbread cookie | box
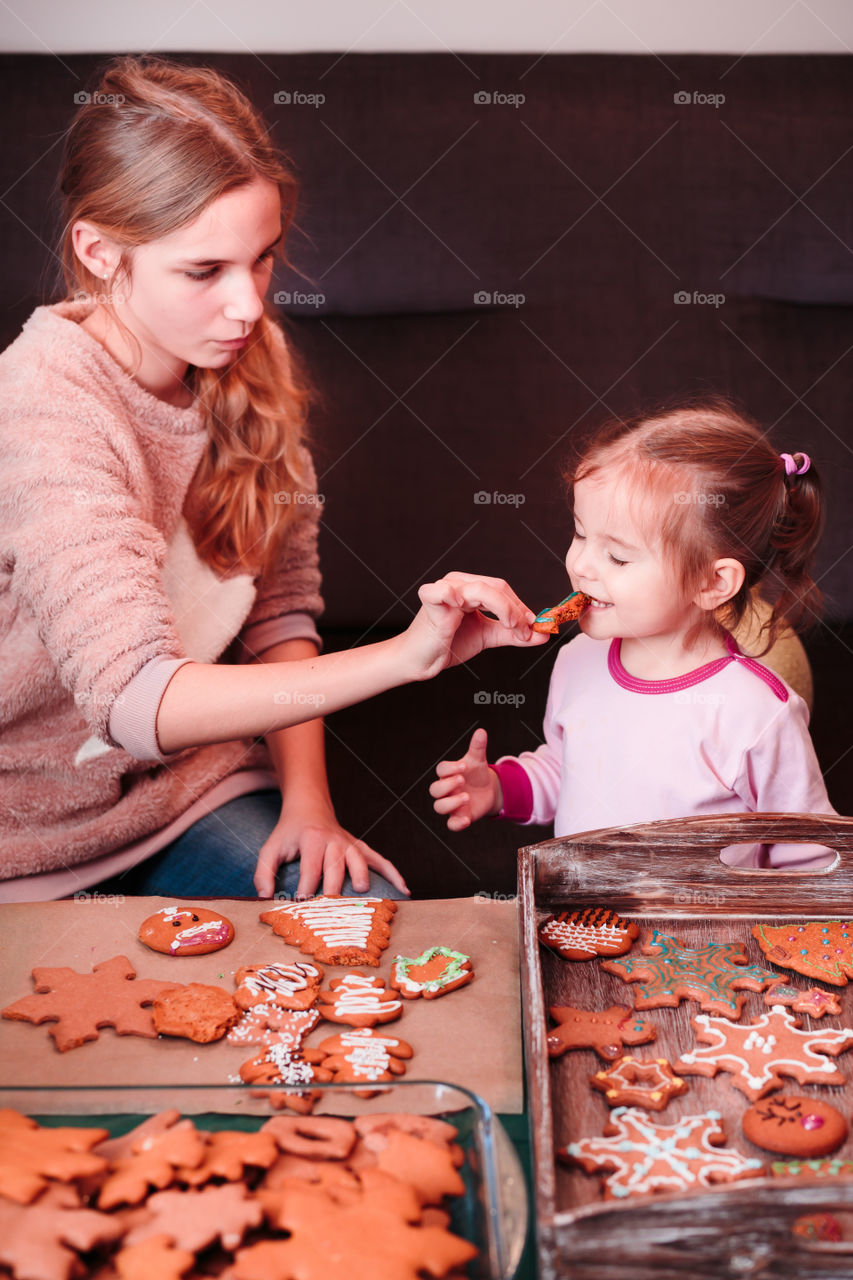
[317,973,403,1026]
[771,1156,853,1180]
[763,980,843,1018]
[233,1176,477,1280]
[124,1182,263,1252]
[152,983,238,1043]
[532,591,590,633]
[0,1183,123,1280]
[228,1005,320,1049]
[792,1213,844,1243]
[238,1040,334,1114]
[314,1027,414,1095]
[602,929,776,1018]
[562,1107,764,1199]
[539,907,639,961]
[262,1116,356,1161]
[138,906,234,956]
[590,1056,688,1111]
[2,955,182,1051]
[753,920,853,986]
[259,895,397,967]
[179,1130,279,1186]
[547,1005,657,1061]
[97,1123,207,1209]
[675,1005,853,1099]
[742,1095,848,1157]
[234,962,323,1012]
[390,947,474,999]
[115,1235,194,1280]
[0,1109,109,1205]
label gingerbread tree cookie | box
[2,955,182,1051]
[562,1107,764,1198]
[675,1005,853,1100]
[753,920,853,986]
[258,896,397,966]
[602,930,776,1018]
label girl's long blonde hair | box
[59,55,312,577]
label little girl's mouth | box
[587,596,613,609]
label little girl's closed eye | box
[430,401,838,867]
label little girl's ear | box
[693,558,745,613]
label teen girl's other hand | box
[430,727,502,830]
[253,801,410,900]
[402,572,548,682]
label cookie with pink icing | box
[258,895,396,967]
[317,974,402,1027]
[138,906,234,957]
[234,962,324,1012]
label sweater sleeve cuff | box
[108,655,193,762]
[238,612,322,660]
[490,759,534,822]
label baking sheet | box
[0,895,522,1115]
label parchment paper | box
[0,896,522,1115]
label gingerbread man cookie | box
[547,1005,657,1061]
[138,906,234,956]
[562,1107,764,1199]
[675,1005,853,1099]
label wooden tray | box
[519,813,853,1280]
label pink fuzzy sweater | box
[0,301,323,892]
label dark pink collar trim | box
[607,634,788,701]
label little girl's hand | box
[430,727,501,830]
[403,571,547,682]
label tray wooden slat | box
[519,812,853,1280]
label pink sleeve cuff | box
[490,760,534,822]
[238,611,322,660]
[108,655,193,762]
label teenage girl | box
[0,56,546,902]
[431,403,838,867]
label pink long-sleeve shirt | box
[0,300,324,897]
[493,632,838,867]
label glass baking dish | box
[0,1079,528,1280]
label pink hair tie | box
[780,451,811,476]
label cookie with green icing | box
[390,947,474,1000]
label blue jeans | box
[92,791,404,900]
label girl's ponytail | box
[767,454,824,636]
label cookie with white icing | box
[138,906,234,957]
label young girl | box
[0,56,546,902]
[431,403,839,867]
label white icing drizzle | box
[326,974,401,1018]
[169,919,227,951]
[266,897,383,948]
[242,963,319,998]
[336,1029,401,1079]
